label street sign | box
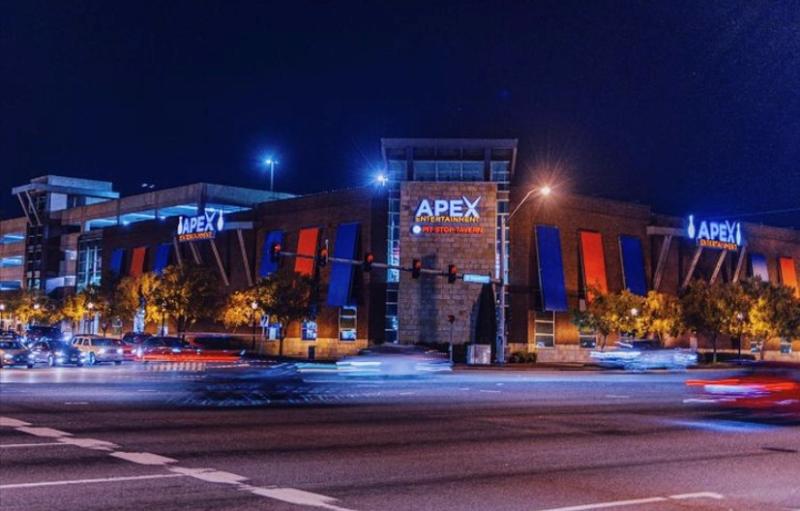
[463,273,491,284]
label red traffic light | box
[447,264,458,283]
[363,252,374,272]
[412,258,422,279]
[317,247,329,267]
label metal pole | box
[270,161,275,192]
[497,215,507,364]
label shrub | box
[508,351,537,364]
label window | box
[301,321,318,341]
[533,311,556,347]
[339,306,357,341]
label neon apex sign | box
[414,196,481,221]
[177,210,225,242]
[686,215,742,251]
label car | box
[71,335,124,366]
[189,336,246,362]
[120,332,152,360]
[24,325,63,346]
[135,336,193,362]
[46,340,85,367]
[0,337,35,368]
[336,344,453,377]
[590,339,697,371]
[686,362,800,418]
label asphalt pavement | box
[1,363,798,511]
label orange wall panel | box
[580,231,608,300]
[295,227,319,276]
[779,257,798,297]
[129,246,147,278]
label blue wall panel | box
[620,235,647,295]
[535,225,568,312]
[327,223,359,307]
[259,230,284,278]
[153,243,171,274]
[750,253,769,281]
[109,248,124,276]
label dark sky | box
[2,1,798,227]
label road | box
[0,363,798,511]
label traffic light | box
[363,252,374,272]
[317,246,329,267]
[270,242,282,263]
[447,264,458,283]
[411,258,422,279]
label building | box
[1,139,798,360]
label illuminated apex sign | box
[686,215,742,251]
[412,196,483,235]
[177,210,224,242]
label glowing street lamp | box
[375,173,388,186]
[264,158,279,192]
[498,185,554,364]
[250,301,259,349]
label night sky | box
[2,1,798,227]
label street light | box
[87,302,95,334]
[264,158,279,192]
[497,185,553,364]
[375,173,388,186]
[250,301,259,350]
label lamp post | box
[250,301,259,350]
[0,303,5,331]
[160,303,167,336]
[86,302,95,334]
[497,185,552,364]
[264,158,278,192]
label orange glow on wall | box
[295,227,319,276]
[580,231,608,300]
[129,247,147,278]
[779,257,798,297]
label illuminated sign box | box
[177,211,224,243]
[686,215,742,251]
[411,196,483,235]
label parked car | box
[46,340,85,367]
[590,339,697,370]
[71,335,124,366]
[135,336,193,361]
[686,362,800,418]
[0,337,34,368]
[336,344,453,377]
[24,325,63,346]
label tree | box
[681,280,728,363]
[640,291,684,345]
[153,265,220,336]
[256,269,315,357]
[58,286,107,334]
[571,289,645,350]
[115,272,162,330]
[716,282,751,358]
[7,289,52,327]
[220,288,259,332]
[743,278,800,360]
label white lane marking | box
[64,401,89,405]
[110,451,177,465]
[15,427,71,438]
[0,473,185,490]
[0,417,31,427]
[170,467,248,484]
[58,437,118,451]
[532,492,724,511]
[604,394,630,399]
[5,415,360,510]
[242,485,357,511]
[0,442,63,448]
[479,389,501,393]
[137,389,157,392]
[670,492,724,500]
